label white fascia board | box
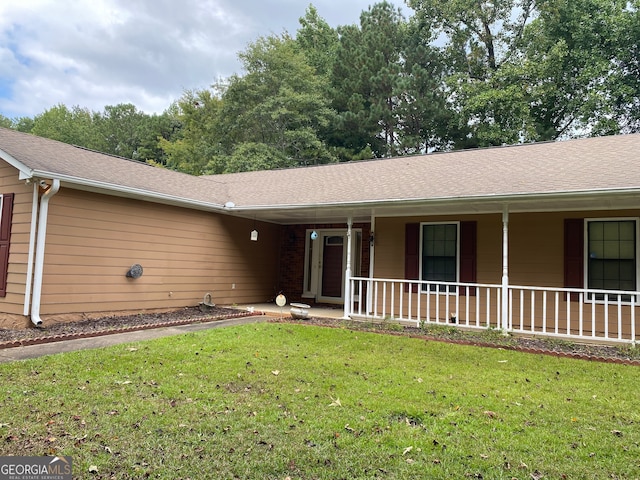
[31,170,230,213]
[228,187,640,213]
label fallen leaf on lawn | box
[612,430,623,437]
[45,436,56,443]
[484,411,497,419]
[127,348,138,352]
[329,396,342,407]
[88,465,98,474]
[498,360,508,363]
[402,446,413,456]
[416,377,423,383]
[530,470,544,480]
[0,423,9,428]
[406,458,415,464]
[271,370,280,376]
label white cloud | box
[0,0,407,119]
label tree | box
[296,5,340,78]
[397,16,452,153]
[213,33,336,171]
[521,0,634,138]
[160,89,223,175]
[30,104,98,147]
[331,2,407,158]
[220,142,290,173]
[0,114,13,129]
[609,0,640,133]
[405,0,541,146]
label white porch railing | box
[348,277,639,344]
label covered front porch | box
[247,179,640,346]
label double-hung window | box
[587,219,637,300]
[421,223,458,291]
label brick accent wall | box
[277,223,371,304]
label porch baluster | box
[591,298,596,338]
[542,291,547,334]
[554,291,560,335]
[579,292,584,337]
[617,294,622,340]
[604,295,609,339]
[530,291,536,333]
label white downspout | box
[23,183,40,316]
[30,179,60,326]
[343,216,353,319]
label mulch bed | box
[1,306,639,365]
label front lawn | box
[1,323,639,479]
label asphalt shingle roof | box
[0,128,231,207]
[213,134,640,207]
[1,127,639,213]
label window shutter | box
[459,221,477,296]
[0,193,14,297]
[564,218,584,301]
[405,223,419,292]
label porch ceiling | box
[232,190,640,225]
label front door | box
[320,235,344,298]
[303,229,362,304]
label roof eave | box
[0,147,37,180]
[30,170,231,213]
[225,187,640,222]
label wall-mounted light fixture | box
[250,217,258,241]
[126,264,143,279]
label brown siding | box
[375,215,501,285]
[39,189,280,320]
[375,209,640,290]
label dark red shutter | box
[459,221,477,296]
[405,223,419,292]
[564,218,584,301]
[0,193,14,297]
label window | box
[587,219,637,299]
[421,223,458,290]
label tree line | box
[1,0,639,175]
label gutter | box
[28,170,230,214]
[30,179,60,326]
[224,187,640,216]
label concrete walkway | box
[0,315,268,363]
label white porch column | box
[343,216,353,319]
[367,215,376,314]
[501,206,510,331]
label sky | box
[0,0,408,120]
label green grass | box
[1,323,640,479]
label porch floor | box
[231,303,345,319]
